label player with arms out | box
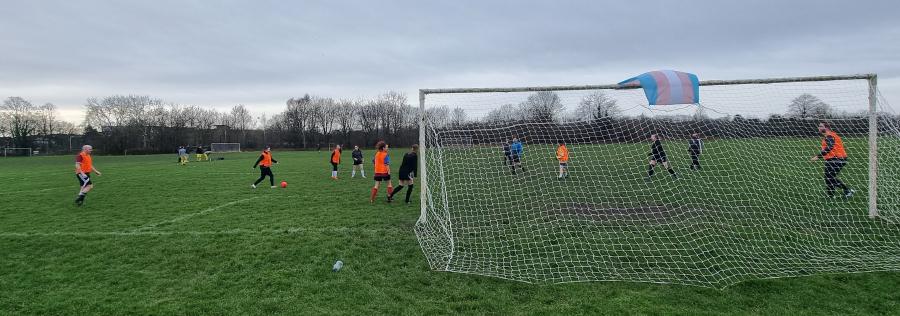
[389,144,418,203]
[556,141,569,179]
[351,145,365,178]
[370,141,394,203]
[251,146,278,189]
[74,145,102,206]
[330,144,341,180]
[647,133,677,181]
[811,121,853,198]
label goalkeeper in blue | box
[509,136,525,174]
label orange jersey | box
[75,152,93,173]
[556,145,569,163]
[822,131,847,160]
[331,149,341,164]
[374,151,390,174]
[260,151,273,167]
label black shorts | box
[398,169,415,181]
[76,173,92,186]
[651,155,668,163]
[331,162,339,171]
[374,173,391,181]
[353,158,363,165]
[511,154,521,163]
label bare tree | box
[230,104,253,144]
[335,98,358,145]
[425,105,450,129]
[2,97,39,148]
[450,107,467,126]
[521,91,563,122]
[483,104,521,123]
[787,93,831,119]
[574,91,619,121]
[357,100,379,145]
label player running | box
[330,144,342,180]
[811,122,853,198]
[195,145,208,162]
[74,145,102,206]
[351,145,365,178]
[647,133,677,181]
[370,141,394,203]
[251,146,278,189]
[388,144,418,204]
[556,141,569,179]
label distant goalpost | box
[209,143,241,153]
[415,74,900,288]
[3,148,33,157]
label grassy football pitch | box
[1,144,898,315]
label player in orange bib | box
[811,122,853,198]
[74,145,102,206]
[556,141,569,179]
[252,146,278,189]
[330,144,342,180]
[370,141,394,203]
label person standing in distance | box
[252,146,278,189]
[75,145,102,206]
[330,144,342,180]
[689,133,703,171]
[351,145,365,178]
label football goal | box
[415,74,900,288]
[210,143,241,153]
[3,148,33,157]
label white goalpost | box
[415,74,900,288]
[209,143,241,153]
[3,148,34,157]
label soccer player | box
[370,141,394,203]
[689,133,703,171]
[811,122,853,198]
[74,145,102,206]
[251,146,278,189]
[330,144,342,180]
[389,144,418,203]
[195,145,208,162]
[510,136,525,174]
[647,133,677,180]
[178,146,188,165]
[503,140,512,167]
[351,145,365,178]
[556,141,569,179]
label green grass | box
[1,144,899,315]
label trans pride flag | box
[618,70,700,105]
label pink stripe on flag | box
[650,71,671,105]
[675,71,694,103]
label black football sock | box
[405,184,414,202]
[391,185,404,198]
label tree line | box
[1,91,894,155]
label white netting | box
[210,143,241,153]
[415,76,900,288]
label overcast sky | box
[1,0,898,123]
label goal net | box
[3,148,33,157]
[209,143,241,153]
[415,74,900,288]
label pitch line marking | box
[130,197,261,233]
[0,227,404,238]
